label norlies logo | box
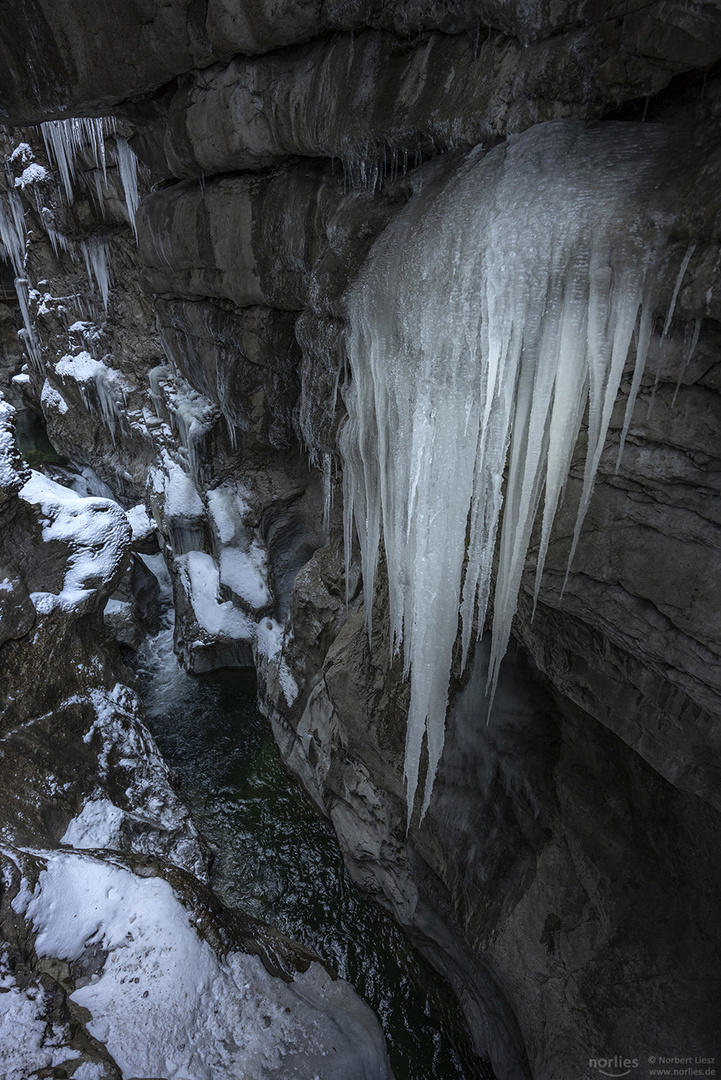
[589,1056,640,1077]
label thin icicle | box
[15,277,42,369]
[80,238,111,311]
[341,121,687,828]
[0,189,26,274]
[116,136,139,241]
[322,452,333,530]
[0,191,41,367]
[645,239,697,419]
[671,316,703,407]
[662,241,695,339]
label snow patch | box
[61,798,125,850]
[220,544,270,611]
[20,852,389,1080]
[256,618,299,706]
[14,162,48,188]
[54,352,128,439]
[0,952,79,1080]
[126,502,156,544]
[176,550,253,640]
[20,470,130,613]
[159,454,204,520]
[41,378,69,414]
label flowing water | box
[133,623,494,1080]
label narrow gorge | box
[0,3,720,1079]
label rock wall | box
[1,3,720,1079]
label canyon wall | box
[1,2,720,1078]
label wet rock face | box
[1,3,721,1080]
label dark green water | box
[14,407,66,466]
[133,626,493,1080]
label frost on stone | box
[148,365,218,481]
[341,120,689,826]
[78,682,206,877]
[9,142,33,165]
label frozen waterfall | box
[340,121,688,827]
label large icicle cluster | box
[0,186,42,367]
[340,120,686,826]
[40,118,110,202]
[0,120,142,369]
[40,117,140,236]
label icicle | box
[0,192,42,368]
[341,121,687,828]
[322,452,333,530]
[116,136,139,241]
[644,239,697,421]
[15,278,41,368]
[148,365,169,419]
[662,240,695,339]
[671,316,703,407]
[80,238,111,311]
[0,189,26,275]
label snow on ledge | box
[176,550,253,641]
[20,470,130,614]
[18,851,390,1080]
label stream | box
[133,622,494,1080]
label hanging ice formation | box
[115,136,139,240]
[80,238,112,311]
[39,118,140,239]
[0,188,41,367]
[40,118,110,202]
[340,120,690,827]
